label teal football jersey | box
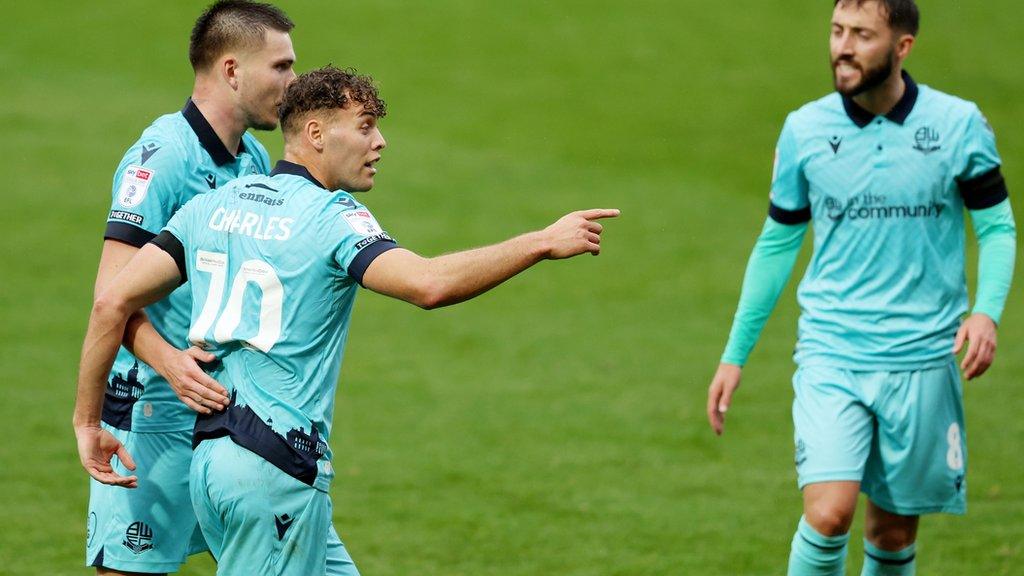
[103,99,271,432]
[156,160,399,491]
[769,72,1007,370]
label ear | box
[221,56,240,91]
[305,118,324,152]
[895,33,915,60]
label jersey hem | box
[101,420,196,434]
[794,354,953,372]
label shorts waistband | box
[194,395,326,486]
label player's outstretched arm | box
[362,209,619,309]
[73,244,182,488]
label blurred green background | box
[0,1,1020,574]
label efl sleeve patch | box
[117,165,156,209]
[342,209,384,236]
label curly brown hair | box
[279,66,387,135]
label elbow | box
[92,290,131,322]
[413,287,446,310]
[410,279,450,310]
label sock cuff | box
[863,539,916,563]
[797,516,850,550]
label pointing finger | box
[577,208,620,221]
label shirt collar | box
[841,70,919,128]
[181,98,245,166]
[270,160,327,189]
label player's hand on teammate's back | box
[707,363,742,435]
[542,209,620,258]
[954,313,998,380]
[163,347,230,414]
[74,424,138,488]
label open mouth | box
[364,157,380,174]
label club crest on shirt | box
[913,126,941,155]
[117,165,155,208]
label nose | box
[837,30,856,56]
[372,128,386,151]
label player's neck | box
[190,89,246,159]
[851,68,906,117]
[282,149,332,189]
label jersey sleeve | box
[318,194,399,286]
[105,134,189,247]
[150,195,200,284]
[767,114,811,225]
[956,106,1008,210]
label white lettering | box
[208,207,227,231]
[206,209,294,241]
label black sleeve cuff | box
[104,221,157,248]
[149,230,187,284]
[768,202,812,225]
[348,239,399,286]
[959,166,1008,210]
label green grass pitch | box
[1,1,1021,574]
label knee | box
[865,522,917,551]
[804,502,855,536]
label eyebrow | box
[832,22,875,34]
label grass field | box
[1,1,1022,574]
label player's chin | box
[252,116,280,131]
[834,77,862,97]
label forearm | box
[74,299,133,428]
[720,218,807,366]
[123,310,181,377]
[423,231,548,308]
[971,199,1017,324]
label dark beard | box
[833,49,895,97]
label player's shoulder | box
[118,109,195,172]
[787,93,846,130]
[914,83,981,122]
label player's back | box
[163,160,397,490]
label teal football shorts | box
[190,436,359,576]
[86,424,207,572]
[792,360,967,515]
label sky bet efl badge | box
[117,165,155,208]
[343,209,382,236]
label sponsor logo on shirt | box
[117,166,155,208]
[109,210,144,225]
[238,191,284,206]
[824,192,945,222]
